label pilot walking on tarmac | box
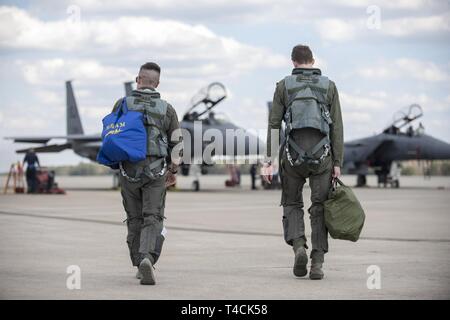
[262,45,344,280]
[23,149,40,193]
[112,62,182,285]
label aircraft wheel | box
[356,174,366,187]
[192,180,200,192]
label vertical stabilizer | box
[66,81,84,135]
[124,81,134,96]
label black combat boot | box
[292,238,308,277]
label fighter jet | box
[343,104,450,187]
[6,81,263,190]
[179,82,263,188]
[5,81,101,160]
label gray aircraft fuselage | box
[345,133,450,171]
[343,131,450,187]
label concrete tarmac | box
[0,175,449,299]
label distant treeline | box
[401,160,450,176]
[47,162,112,176]
[3,160,447,177]
[45,162,255,176]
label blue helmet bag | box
[97,98,147,168]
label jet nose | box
[422,136,450,159]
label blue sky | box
[0,0,449,170]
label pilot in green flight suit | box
[112,62,182,285]
[262,45,344,280]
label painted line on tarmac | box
[1,210,450,244]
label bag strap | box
[116,98,128,117]
[335,177,345,186]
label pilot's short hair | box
[140,62,161,74]
[291,45,314,64]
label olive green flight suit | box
[112,88,182,266]
[119,158,167,266]
[267,68,344,263]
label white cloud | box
[340,92,387,111]
[315,13,450,42]
[18,59,134,85]
[382,14,450,37]
[356,58,450,82]
[336,0,436,10]
[35,90,62,105]
[8,118,48,131]
[66,0,275,12]
[395,58,449,82]
[0,6,286,76]
[395,93,450,113]
[34,0,448,24]
[315,19,361,42]
[4,2,448,52]
[80,106,110,119]
[343,111,372,122]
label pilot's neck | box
[136,86,156,91]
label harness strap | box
[119,157,167,183]
[142,158,166,178]
[306,136,330,158]
[288,139,306,159]
[286,136,330,166]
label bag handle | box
[331,177,345,191]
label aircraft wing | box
[5,134,101,143]
[5,137,53,144]
[15,143,72,153]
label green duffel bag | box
[324,178,365,242]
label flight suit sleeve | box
[165,104,183,165]
[267,80,286,161]
[328,81,344,168]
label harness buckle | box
[286,147,294,166]
[317,144,330,163]
[143,159,167,179]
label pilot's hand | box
[168,162,179,174]
[332,166,341,179]
[165,171,177,188]
[261,162,273,184]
